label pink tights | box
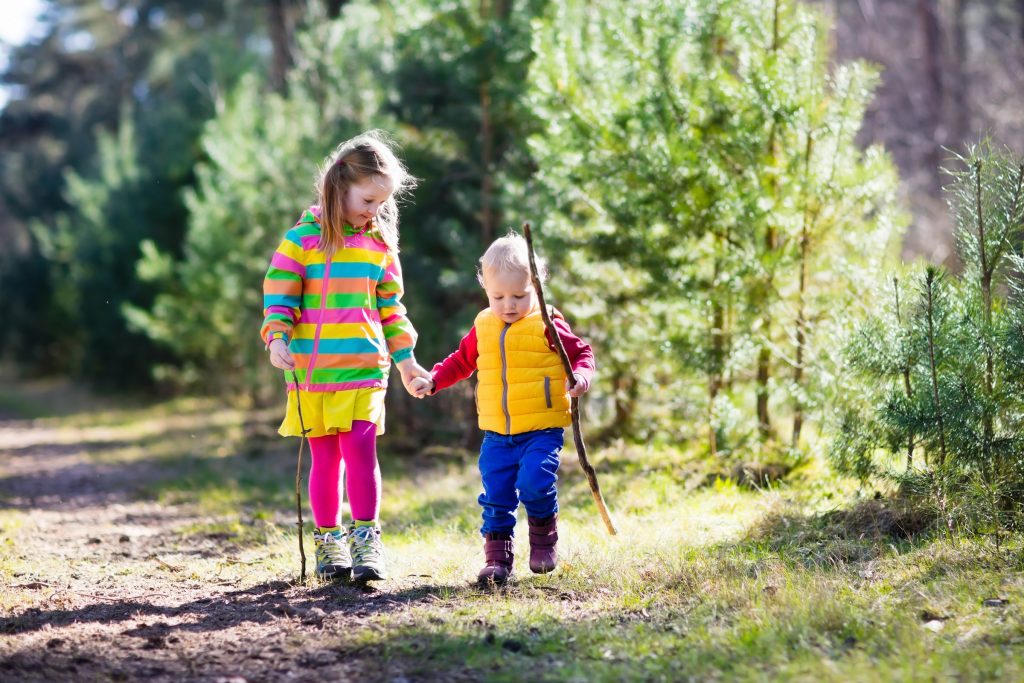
[307,420,381,527]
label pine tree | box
[0,1,271,381]
[942,144,1024,539]
[830,274,919,484]
[32,117,179,387]
[128,1,401,400]
[527,0,903,451]
[131,0,546,417]
[831,143,1024,538]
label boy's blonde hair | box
[316,130,416,256]
[477,232,547,286]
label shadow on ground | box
[1,579,486,637]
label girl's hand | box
[268,339,295,370]
[410,376,434,398]
[566,373,588,398]
[396,358,431,398]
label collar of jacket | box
[302,206,375,236]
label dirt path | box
[0,413,465,683]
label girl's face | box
[483,266,537,324]
[343,174,395,228]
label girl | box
[261,130,428,582]
[411,233,596,585]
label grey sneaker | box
[313,526,352,581]
[348,523,387,582]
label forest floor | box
[1,377,1023,682]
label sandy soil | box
[0,413,466,683]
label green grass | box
[201,439,1024,682]
[3,388,1023,681]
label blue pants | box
[478,428,564,536]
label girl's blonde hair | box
[477,231,547,286]
[316,130,415,256]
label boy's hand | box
[567,373,589,398]
[396,358,431,398]
[268,339,295,370]
[410,376,434,398]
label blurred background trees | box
[0,1,270,381]
[817,0,1024,264]
[3,0,1024,492]
[527,0,902,460]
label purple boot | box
[528,513,558,574]
[478,532,514,585]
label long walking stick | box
[523,223,618,535]
[289,371,309,583]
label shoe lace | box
[315,531,349,565]
[349,526,383,565]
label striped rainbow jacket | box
[260,207,417,392]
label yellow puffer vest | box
[475,307,571,434]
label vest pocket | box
[544,376,552,408]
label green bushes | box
[527,0,903,452]
[831,143,1024,537]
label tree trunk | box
[791,258,806,448]
[974,160,996,485]
[724,224,735,393]
[917,0,944,107]
[950,0,969,148]
[709,280,724,458]
[916,0,945,185]
[724,290,734,393]
[792,134,814,450]
[756,0,781,444]
[268,0,294,93]
[756,345,772,440]
[902,366,914,469]
[893,277,915,471]
[609,369,638,440]
[1020,0,1024,48]
[924,268,948,466]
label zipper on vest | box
[306,257,331,390]
[544,376,552,408]
[500,322,511,434]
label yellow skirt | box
[278,387,387,438]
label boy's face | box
[344,174,395,228]
[483,266,537,324]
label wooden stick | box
[290,371,309,583]
[523,223,617,535]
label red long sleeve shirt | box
[430,316,596,394]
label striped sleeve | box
[376,251,417,362]
[260,230,305,347]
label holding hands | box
[269,342,433,400]
[397,358,432,399]
[409,376,434,398]
[273,338,588,402]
